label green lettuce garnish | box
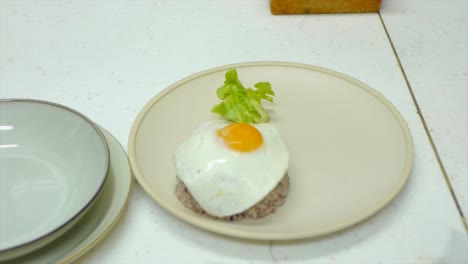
[211,69,275,123]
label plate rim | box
[11,126,133,263]
[0,99,111,255]
[128,61,414,240]
[58,127,133,263]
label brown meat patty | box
[175,174,290,221]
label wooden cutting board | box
[270,0,381,14]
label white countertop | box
[1,0,467,263]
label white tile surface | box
[0,0,466,263]
[381,0,468,219]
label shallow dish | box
[128,62,414,240]
[11,126,132,264]
[0,99,109,260]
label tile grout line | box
[378,12,468,233]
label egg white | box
[174,121,289,217]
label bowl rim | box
[0,98,110,254]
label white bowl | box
[0,99,109,261]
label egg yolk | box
[217,123,263,152]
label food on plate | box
[211,68,274,123]
[175,121,290,220]
[174,69,290,221]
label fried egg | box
[174,121,289,218]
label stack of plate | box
[0,99,132,263]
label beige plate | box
[128,62,414,240]
[12,127,132,263]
